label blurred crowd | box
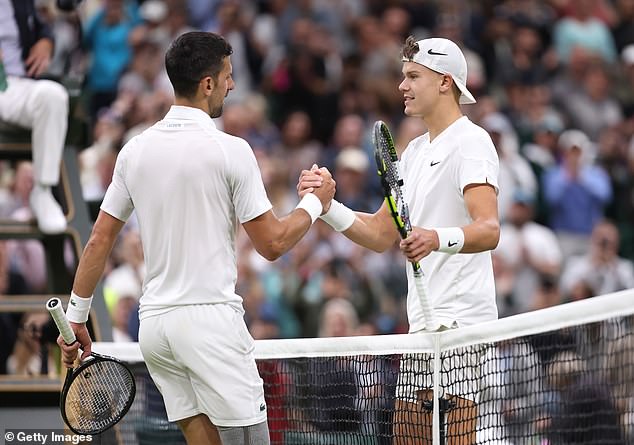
[1,0,634,376]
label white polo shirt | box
[400,116,499,332]
[101,106,272,320]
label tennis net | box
[94,288,634,445]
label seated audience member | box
[7,311,56,376]
[0,0,68,234]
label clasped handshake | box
[296,163,440,263]
[296,164,335,214]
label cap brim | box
[454,78,476,104]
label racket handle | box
[46,297,77,345]
[412,265,440,331]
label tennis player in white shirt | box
[57,32,335,445]
[299,36,500,444]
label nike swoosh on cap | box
[427,48,448,56]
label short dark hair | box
[165,32,233,99]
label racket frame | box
[373,121,440,331]
[60,352,136,435]
[46,297,136,435]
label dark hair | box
[165,32,233,99]
[401,36,420,61]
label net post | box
[432,332,441,445]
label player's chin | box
[403,104,416,116]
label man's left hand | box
[25,39,53,78]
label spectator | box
[553,0,618,65]
[272,110,322,189]
[6,311,56,376]
[320,113,367,171]
[542,129,612,257]
[0,0,69,234]
[78,108,124,201]
[104,229,145,310]
[546,351,624,444]
[481,112,538,222]
[558,61,623,141]
[611,0,634,53]
[522,114,566,225]
[83,0,141,118]
[495,190,563,315]
[333,147,378,213]
[117,36,169,99]
[479,339,545,443]
[616,44,634,117]
[493,20,548,90]
[306,298,361,432]
[111,294,136,342]
[560,220,634,298]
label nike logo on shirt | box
[430,161,441,166]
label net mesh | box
[65,358,135,434]
[93,289,634,445]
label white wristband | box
[66,291,93,323]
[435,227,465,254]
[295,193,322,224]
[319,199,356,232]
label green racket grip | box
[46,297,77,345]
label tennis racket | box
[46,297,136,435]
[373,120,440,331]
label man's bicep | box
[463,184,499,222]
[93,210,127,241]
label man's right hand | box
[298,164,335,214]
[57,322,92,367]
[297,164,322,197]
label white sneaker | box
[29,186,67,234]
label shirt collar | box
[164,105,217,130]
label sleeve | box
[580,166,612,203]
[456,132,500,195]
[228,139,272,223]
[100,142,135,222]
[32,4,54,44]
[83,11,102,49]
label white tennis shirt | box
[101,106,272,320]
[400,116,499,332]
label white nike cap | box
[402,37,476,105]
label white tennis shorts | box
[396,325,491,403]
[138,304,267,426]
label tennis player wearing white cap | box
[298,36,500,444]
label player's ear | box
[200,76,214,97]
[439,74,453,93]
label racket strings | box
[378,140,412,231]
[65,360,134,433]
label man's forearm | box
[72,236,116,298]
